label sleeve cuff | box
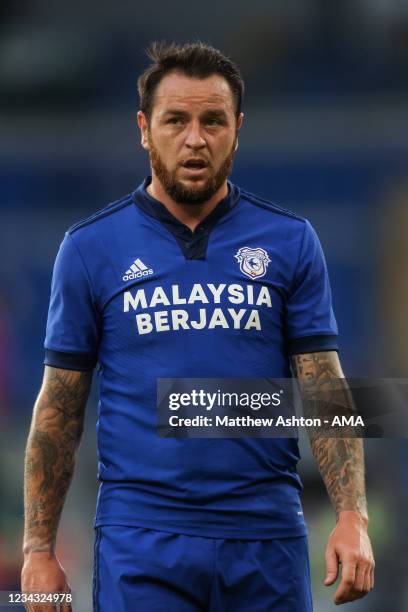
[288,334,339,355]
[44,348,97,371]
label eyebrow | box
[162,108,229,119]
[201,109,228,119]
[163,109,189,117]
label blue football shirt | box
[44,178,338,539]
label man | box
[22,42,374,611]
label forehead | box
[152,71,235,114]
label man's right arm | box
[21,365,92,604]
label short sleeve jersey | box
[44,179,338,539]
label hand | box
[21,551,72,612]
[324,511,375,605]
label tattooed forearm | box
[23,366,92,554]
[291,351,367,520]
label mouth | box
[181,158,209,174]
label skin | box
[22,72,374,608]
[291,351,375,605]
[21,367,92,612]
[137,71,244,230]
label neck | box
[147,174,228,232]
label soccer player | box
[21,42,374,611]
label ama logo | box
[235,247,271,279]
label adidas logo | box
[122,258,154,282]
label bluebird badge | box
[235,247,271,279]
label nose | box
[184,119,206,150]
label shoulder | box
[239,188,306,225]
[67,192,135,237]
[237,188,320,248]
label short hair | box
[138,41,244,120]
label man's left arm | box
[291,350,375,605]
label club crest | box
[235,247,271,279]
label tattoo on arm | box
[23,366,92,554]
[291,351,367,520]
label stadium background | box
[0,1,407,610]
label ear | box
[137,111,150,150]
[235,113,244,151]
[236,112,244,131]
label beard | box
[148,134,237,205]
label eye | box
[167,117,184,125]
[205,118,222,126]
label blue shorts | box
[93,526,313,612]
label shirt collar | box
[132,176,241,233]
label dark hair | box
[138,41,244,120]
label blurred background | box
[0,0,407,610]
